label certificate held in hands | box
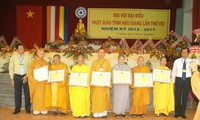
[69,72,89,87]
[153,68,170,83]
[134,73,153,87]
[48,70,65,82]
[91,71,111,87]
[33,66,48,82]
[113,70,132,84]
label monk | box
[153,57,174,117]
[112,54,131,118]
[130,56,151,118]
[69,55,91,118]
[105,36,115,46]
[190,61,200,120]
[45,54,69,116]
[91,48,112,118]
[27,49,48,115]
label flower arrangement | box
[44,41,63,52]
[1,59,9,73]
[0,46,13,59]
[63,45,95,60]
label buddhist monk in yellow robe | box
[153,57,174,117]
[91,48,112,118]
[27,49,48,115]
[105,36,115,46]
[130,56,151,118]
[190,61,200,120]
[45,54,69,116]
[69,55,91,118]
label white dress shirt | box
[9,52,31,79]
[172,57,192,82]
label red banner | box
[16,6,42,49]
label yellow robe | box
[130,65,151,114]
[69,64,91,116]
[191,71,200,120]
[153,65,174,115]
[91,58,112,113]
[45,62,69,113]
[27,59,48,111]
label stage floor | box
[0,107,196,120]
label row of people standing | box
[8,44,193,119]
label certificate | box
[153,69,170,83]
[33,66,48,82]
[91,71,111,87]
[134,73,153,87]
[69,72,89,87]
[113,70,132,84]
[48,69,65,82]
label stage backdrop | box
[88,8,170,40]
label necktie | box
[182,60,186,80]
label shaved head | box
[137,56,144,66]
[37,49,44,59]
[77,54,85,65]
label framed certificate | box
[48,69,65,82]
[113,70,132,84]
[33,66,48,82]
[91,71,111,87]
[134,73,153,87]
[69,72,89,87]
[153,69,170,83]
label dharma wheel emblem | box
[75,7,87,18]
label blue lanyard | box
[19,55,23,65]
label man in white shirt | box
[172,47,191,119]
[9,44,31,114]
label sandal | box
[81,116,88,118]
[121,114,128,118]
[156,114,160,117]
[139,114,144,118]
[161,113,168,117]
[116,115,120,118]
[132,114,137,118]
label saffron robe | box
[191,71,200,120]
[27,59,48,111]
[130,65,151,114]
[45,62,69,113]
[91,58,112,113]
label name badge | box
[99,67,104,71]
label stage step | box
[0,73,25,107]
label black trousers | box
[14,74,31,111]
[174,77,191,116]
